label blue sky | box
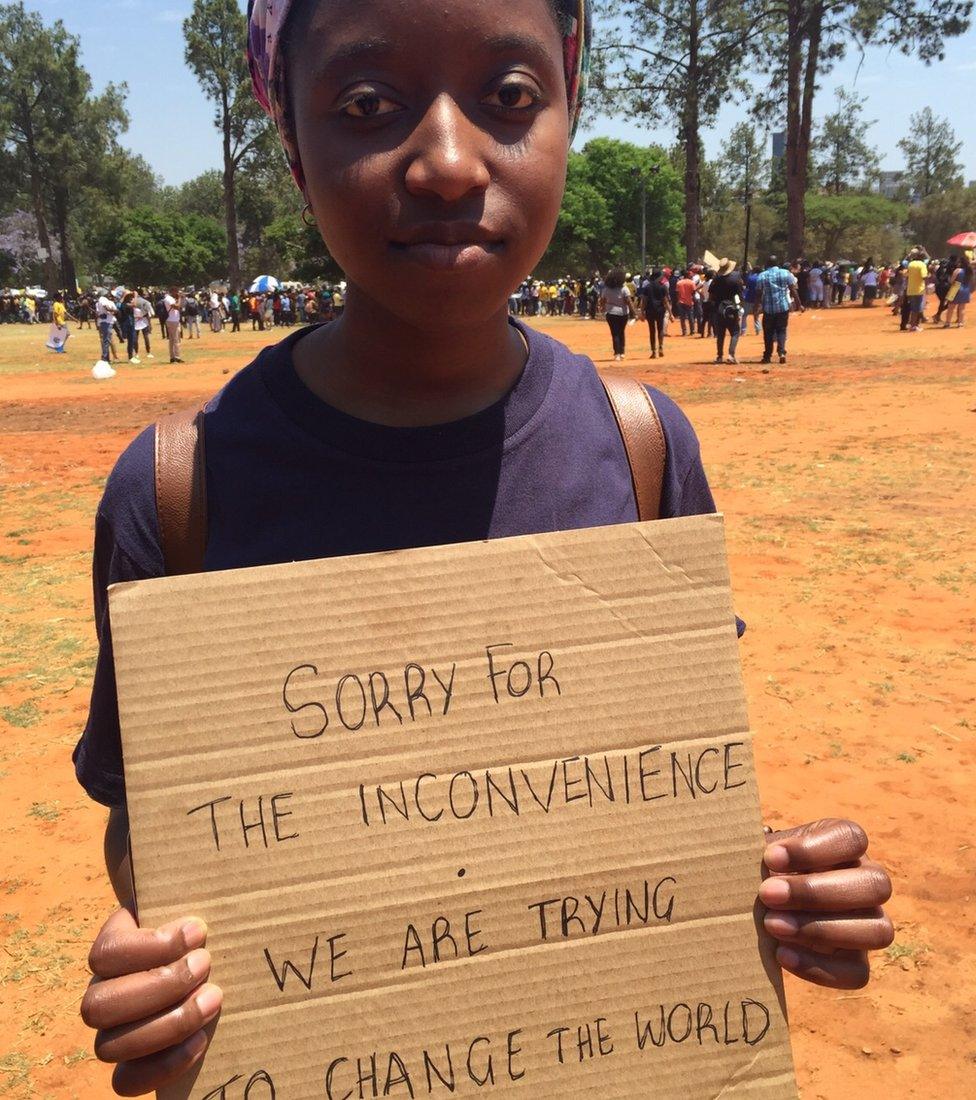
[34,0,976,187]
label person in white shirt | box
[95,294,117,363]
[133,289,154,359]
[209,290,222,333]
[164,287,184,363]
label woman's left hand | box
[759,818,893,989]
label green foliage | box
[157,170,224,221]
[804,193,907,260]
[541,138,682,274]
[94,206,227,287]
[813,88,881,195]
[593,0,764,256]
[905,184,976,256]
[719,124,768,204]
[183,0,276,287]
[897,107,964,198]
[261,215,344,282]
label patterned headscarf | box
[247,0,592,193]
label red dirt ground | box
[1,307,973,1097]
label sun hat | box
[247,0,592,192]
[717,258,736,276]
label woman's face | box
[286,0,569,327]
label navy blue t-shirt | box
[74,321,727,807]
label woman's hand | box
[81,907,222,1096]
[760,818,893,989]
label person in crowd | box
[699,267,715,339]
[117,291,140,364]
[941,256,972,328]
[934,256,955,324]
[674,269,695,336]
[77,293,93,329]
[184,293,201,339]
[209,290,224,333]
[229,289,242,332]
[755,255,804,365]
[796,261,810,306]
[709,258,744,365]
[859,260,878,307]
[46,291,71,354]
[639,267,672,359]
[95,290,118,367]
[133,289,154,359]
[904,247,930,332]
[599,266,635,360]
[807,261,824,308]
[164,285,184,364]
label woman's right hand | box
[81,907,223,1096]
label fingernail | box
[181,918,208,949]
[759,877,791,905]
[777,946,801,970]
[186,948,210,980]
[764,912,800,936]
[764,843,790,872]
[196,983,222,1018]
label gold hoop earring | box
[301,202,316,227]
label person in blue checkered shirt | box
[755,256,805,365]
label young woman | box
[942,257,972,327]
[75,3,892,1094]
[118,292,140,364]
[598,266,634,359]
[709,258,744,364]
[639,267,672,358]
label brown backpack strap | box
[154,404,208,575]
[600,373,667,521]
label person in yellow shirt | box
[905,246,929,331]
[46,292,71,354]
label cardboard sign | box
[110,515,798,1099]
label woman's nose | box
[403,95,491,204]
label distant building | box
[877,171,905,199]
[771,131,786,159]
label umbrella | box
[946,231,976,248]
[248,275,279,293]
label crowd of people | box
[5,281,347,378]
[543,246,974,368]
[5,247,971,377]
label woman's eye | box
[340,92,400,118]
[485,84,539,110]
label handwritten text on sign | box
[110,517,798,1098]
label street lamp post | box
[742,145,753,270]
[631,164,660,276]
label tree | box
[0,208,56,285]
[905,184,976,255]
[593,0,765,262]
[184,0,276,292]
[898,108,964,198]
[813,87,880,195]
[0,2,78,289]
[542,139,682,274]
[717,124,768,265]
[804,193,906,259]
[93,206,227,287]
[0,3,134,291]
[719,124,768,204]
[48,86,130,293]
[759,0,971,258]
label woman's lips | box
[390,239,503,272]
